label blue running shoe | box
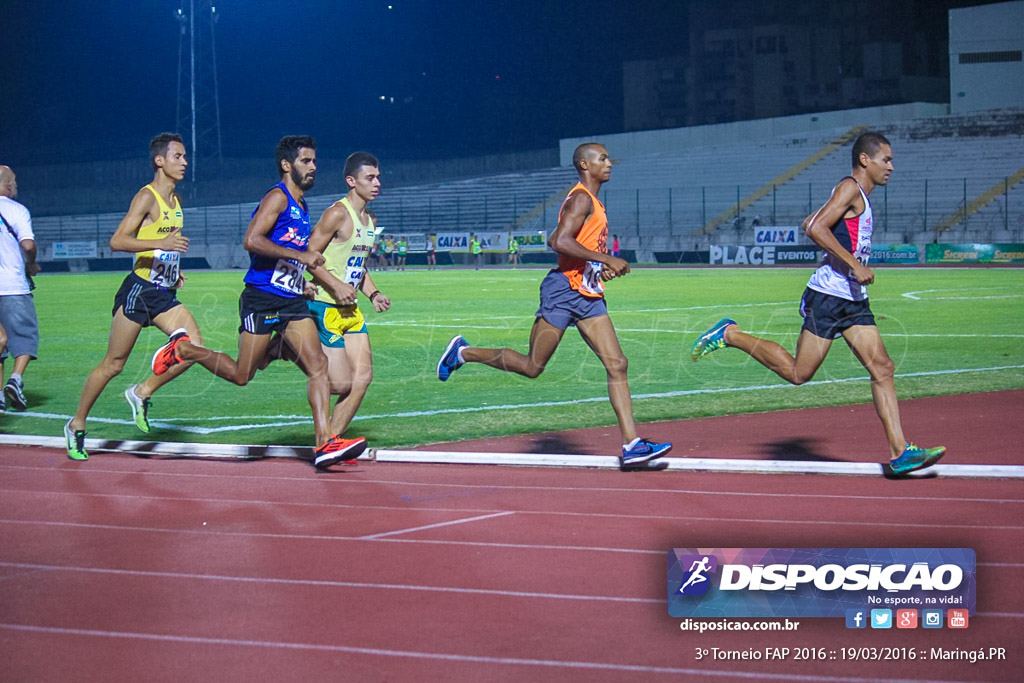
[621,438,672,466]
[437,335,469,381]
[691,318,736,362]
[889,443,946,475]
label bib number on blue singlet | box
[272,259,307,295]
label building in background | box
[949,1,1024,113]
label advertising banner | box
[710,244,822,265]
[434,232,468,252]
[511,231,548,252]
[668,548,976,619]
[871,244,919,264]
[926,243,1024,264]
[52,241,98,259]
[755,227,798,245]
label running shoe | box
[313,435,368,469]
[889,443,946,475]
[152,328,190,376]
[690,317,736,362]
[621,438,672,466]
[4,377,27,410]
[437,335,469,381]
[64,420,88,461]
[124,384,152,433]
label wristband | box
[369,290,381,302]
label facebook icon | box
[845,609,867,629]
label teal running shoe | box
[691,318,736,361]
[890,444,946,475]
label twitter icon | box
[870,609,892,629]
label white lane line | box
[5,363,1022,435]
[0,561,657,604]
[358,511,515,540]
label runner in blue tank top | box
[691,132,945,476]
[150,135,366,468]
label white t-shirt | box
[0,196,34,296]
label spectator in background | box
[426,233,437,270]
[395,235,407,271]
[612,234,620,258]
[0,165,41,413]
[470,233,483,269]
[507,233,519,268]
[381,234,393,270]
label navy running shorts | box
[800,287,876,339]
[238,285,313,335]
[112,272,181,327]
[536,270,608,330]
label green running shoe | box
[890,444,946,475]
[64,420,88,461]
[691,318,736,361]
[124,384,152,433]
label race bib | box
[580,260,605,296]
[343,255,366,287]
[149,249,181,288]
[271,258,307,295]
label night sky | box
[0,0,992,166]
[1,0,688,164]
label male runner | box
[691,132,945,476]
[151,136,363,468]
[302,151,390,439]
[436,143,671,467]
[64,134,199,459]
[0,165,41,412]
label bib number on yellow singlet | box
[272,259,307,295]
[150,250,181,288]
[580,260,605,296]
[344,255,366,287]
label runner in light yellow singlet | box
[304,151,390,439]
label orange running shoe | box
[313,435,368,469]
[152,328,190,376]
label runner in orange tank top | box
[435,143,672,468]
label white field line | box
[358,511,515,540]
[5,363,1024,434]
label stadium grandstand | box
[27,106,1024,270]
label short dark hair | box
[344,151,379,178]
[572,142,604,171]
[852,132,891,167]
[275,135,316,176]
[150,133,184,170]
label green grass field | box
[7,266,1024,449]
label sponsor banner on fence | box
[431,231,548,253]
[872,244,919,264]
[755,227,798,245]
[926,243,1024,264]
[511,231,548,252]
[52,241,98,259]
[710,244,822,265]
[668,548,976,618]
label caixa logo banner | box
[667,548,975,618]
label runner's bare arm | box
[243,188,324,269]
[802,179,873,285]
[109,189,188,253]
[307,203,357,302]
[548,190,630,276]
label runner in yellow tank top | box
[436,143,672,467]
[301,152,390,440]
[65,133,204,458]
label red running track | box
[0,391,1021,681]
